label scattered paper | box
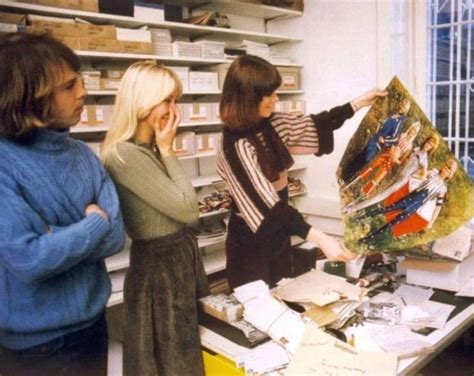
[456,276,474,297]
[285,325,398,376]
[236,341,290,375]
[393,284,434,306]
[403,300,455,330]
[368,325,432,359]
[274,269,364,306]
[432,225,472,261]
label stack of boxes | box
[150,28,172,56]
[18,0,99,12]
[25,15,154,54]
[80,105,113,127]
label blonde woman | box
[101,62,209,376]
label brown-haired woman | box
[217,55,386,289]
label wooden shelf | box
[0,1,301,45]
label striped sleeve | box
[217,138,310,241]
[270,103,354,156]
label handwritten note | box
[285,325,397,375]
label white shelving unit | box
[0,1,301,45]
[190,1,303,20]
[191,174,223,188]
[85,89,303,96]
[2,0,306,304]
[71,120,223,133]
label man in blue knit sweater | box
[0,33,125,375]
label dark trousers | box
[0,314,108,376]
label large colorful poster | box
[337,77,474,253]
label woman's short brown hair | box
[220,55,281,131]
[0,33,81,141]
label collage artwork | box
[337,77,474,254]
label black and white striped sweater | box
[216,103,354,243]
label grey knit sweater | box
[105,141,199,240]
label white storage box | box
[189,72,219,92]
[288,100,306,115]
[195,132,221,153]
[133,4,164,23]
[196,40,225,59]
[401,251,474,292]
[166,66,189,93]
[173,131,196,156]
[116,27,152,43]
[179,103,212,123]
[172,41,201,58]
[201,63,230,89]
[210,102,221,122]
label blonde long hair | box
[101,61,182,164]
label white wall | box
[270,0,383,219]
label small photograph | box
[337,77,474,253]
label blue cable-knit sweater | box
[0,129,125,350]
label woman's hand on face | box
[351,88,388,111]
[154,103,181,157]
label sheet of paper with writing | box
[285,325,398,376]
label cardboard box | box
[189,71,219,92]
[28,20,116,39]
[28,20,77,37]
[80,105,113,126]
[276,66,300,90]
[199,294,243,323]
[173,131,195,156]
[78,37,118,52]
[24,0,99,12]
[0,11,27,25]
[75,23,116,39]
[401,251,474,292]
[116,40,153,54]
